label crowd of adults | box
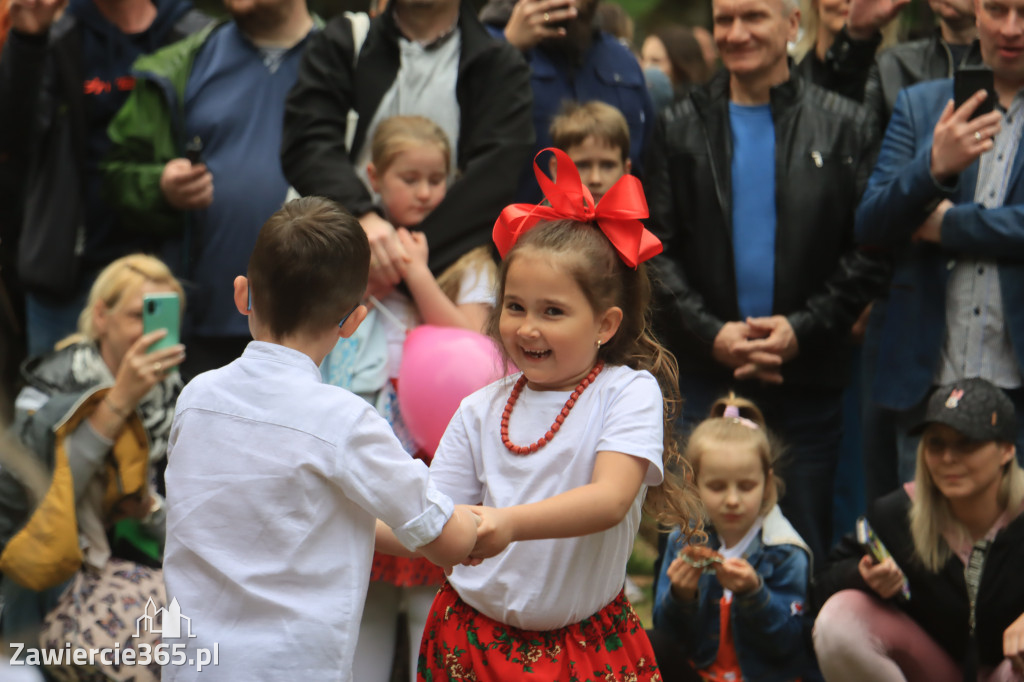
[2,0,1024,678]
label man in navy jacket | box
[855,0,1024,480]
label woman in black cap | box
[812,378,1024,682]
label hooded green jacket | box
[102,19,223,238]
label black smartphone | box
[953,67,996,120]
[548,0,573,31]
[184,136,203,165]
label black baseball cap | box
[910,378,1018,443]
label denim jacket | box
[652,505,811,682]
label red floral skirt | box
[417,581,661,681]
[370,551,445,587]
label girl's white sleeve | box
[428,406,485,505]
[596,371,665,486]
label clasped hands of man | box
[712,316,799,384]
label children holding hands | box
[323,115,497,682]
[161,198,478,682]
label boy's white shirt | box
[162,341,453,682]
[431,364,665,630]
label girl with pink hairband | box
[651,394,812,682]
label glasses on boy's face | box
[247,289,359,328]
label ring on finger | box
[543,11,550,21]
[153,361,163,372]
[975,131,983,141]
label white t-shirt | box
[162,342,453,681]
[430,364,665,630]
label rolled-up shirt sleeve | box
[391,484,454,551]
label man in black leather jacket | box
[647,0,888,564]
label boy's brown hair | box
[247,197,369,339]
[549,101,630,162]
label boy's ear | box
[233,276,250,316]
[624,158,632,175]
[597,306,623,345]
[338,304,369,339]
[366,163,380,194]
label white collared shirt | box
[163,342,452,681]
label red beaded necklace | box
[500,361,605,455]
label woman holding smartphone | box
[0,254,185,677]
[813,378,1024,682]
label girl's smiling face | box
[498,249,621,391]
[696,438,770,548]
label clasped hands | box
[457,505,512,568]
[712,316,799,384]
[665,552,761,602]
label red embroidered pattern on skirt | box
[370,551,444,587]
[417,581,661,681]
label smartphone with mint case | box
[142,292,181,357]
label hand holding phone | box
[931,72,1002,181]
[143,293,181,359]
[856,517,911,600]
[184,136,203,165]
[954,67,996,120]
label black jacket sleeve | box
[0,29,51,168]
[280,16,374,217]
[415,40,533,273]
[646,115,725,354]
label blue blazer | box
[856,78,1024,410]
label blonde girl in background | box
[652,394,812,682]
[320,115,496,682]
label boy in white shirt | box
[161,197,478,681]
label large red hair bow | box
[492,148,662,268]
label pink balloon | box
[398,326,511,455]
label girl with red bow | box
[417,149,703,680]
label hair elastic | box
[723,405,760,430]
